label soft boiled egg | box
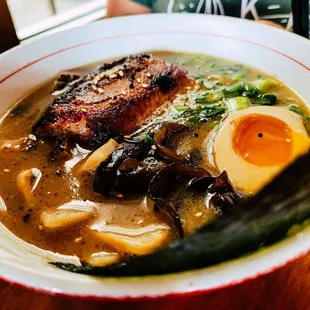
[213,106,309,194]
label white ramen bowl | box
[0,13,309,300]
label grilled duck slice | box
[33,54,191,145]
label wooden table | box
[0,253,309,310]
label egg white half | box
[213,106,309,194]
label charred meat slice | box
[33,54,191,145]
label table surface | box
[0,252,310,310]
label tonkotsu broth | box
[0,52,307,262]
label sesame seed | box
[286,138,291,143]
[150,129,154,134]
[92,85,98,91]
[75,237,82,243]
[195,212,203,217]
[38,225,43,231]
[118,70,124,77]
[124,135,132,139]
[146,72,151,77]
[136,78,141,83]
[3,169,10,172]
[151,145,157,150]
[116,193,123,198]
[81,108,87,112]
[142,83,148,88]
[97,88,104,93]
[109,73,118,79]
[138,219,144,224]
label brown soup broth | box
[0,52,307,261]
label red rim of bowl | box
[0,248,309,301]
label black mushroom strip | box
[115,157,166,193]
[189,171,242,214]
[153,122,188,163]
[148,163,211,237]
[93,142,157,194]
[93,122,189,195]
[148,163,241,237]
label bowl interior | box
[0,13,309,299]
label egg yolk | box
[232,114,293,166]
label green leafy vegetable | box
[176,55,212,65]
[253,94,277,106]
[222,83,277,106]
[208,62,247,81]
[285,104,304,115]
[198,104,226,120]
[210,62,243,73]
[194,73,206,79]
[284,104,310,127]
[186,115,201,124]
[195,93,208,103]
[144,133,154,146]
[169,103,225,125]
[169,73,279,126]
[222,83,260,98]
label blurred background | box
[1,0,106,52]
[7,0,106,33]
[0,0,309,54]
[8,0,103,29]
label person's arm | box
[107,0,152,18]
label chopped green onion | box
[225,97,250,112]
[202,80,218,90]
[231,73,245,82]
[195,91,222,104]
[252,78,279,92]
[174,106,190,112]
